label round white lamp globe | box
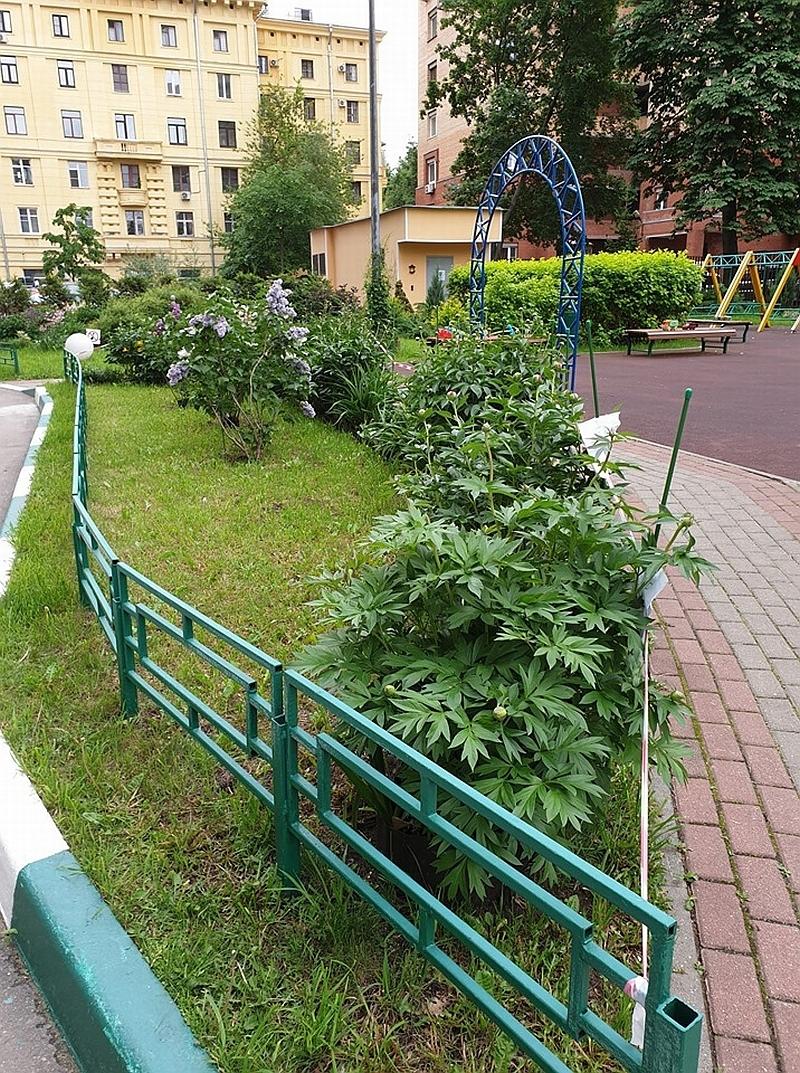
[64,333,94,360]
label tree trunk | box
[720,202,738,255]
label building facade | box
[0,1,382,281]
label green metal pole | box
[653,388,693,545]
[586,319,600,418]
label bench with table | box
[0,342,20,375]
[624,326,737,357]
[683,317,750,343]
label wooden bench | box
[683,318,750,343]
[0,342,20,375]
[624,327,737,357]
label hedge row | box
[447,251,703,340]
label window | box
[172,164,190,192]
[654,187,669,210]
[427,110,438,138]
[125,209,144,235]
[61,109,82,137]
[4,105,26,135]
[346,100,359,123]
[427,8,438,39]
[220,166,239,192]
[52,14,69,37]
[345,140,360,165]
[111,64,129,92]
[68,160,89,188]
[107,19,124,42]
[161,24,177,47]
[11,158,33,185]
[0,56,18,84]
[120,163,140,188]
[427,61,437,84]
[165,69,181,95]
[115,112,136,139]
[0,10,11,32]
[425,156,437,185]
[295,7,312,20]
[303,97,315,121]
[218,120,236,148]
[217,72,231,99]
[311,252,326,276]
[212,29,227,52]
[57,59,75,87]
[301,58,313,79]
[18,207,39,233]
[167,116,187,145]
[258,54,269,74]
[344,62,357,82]
[175,211,194,237]
[178,267,200,279]
[350,180,362,201]
[77,207,93,228]
[223,211,234,234]
[22,269,42,286]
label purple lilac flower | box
[266,279,297,319]
[299,400,316,419]
[214,317,230,339]
[167,359,190,387]
[154,318,166,335]
[292,357,311,377]
[169,298,182,319]
[287,326,309,344]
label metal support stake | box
[586,319,600,417]
[271,673,301,887]
[110,562,139,716]
[653,388,692,545]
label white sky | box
[269,2,419,166]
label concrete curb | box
[0,383,53,597]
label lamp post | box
[368,0,380,259]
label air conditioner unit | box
[425,181,436,194]
[180,190,191,201]
[337,98,346,107]
[337,64,346,73]
[269,58,279,67]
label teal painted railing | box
[64,352,702,1073]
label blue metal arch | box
[469,135,586,388]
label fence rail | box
[63,351,702,1073]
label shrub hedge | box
[447,251,703,340]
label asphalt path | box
[574,328,800,480]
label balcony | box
[117,188,148,207]
[94,139,163,162]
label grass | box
[0,345,65,381]
[0,377,673,1073]
[394,337,428,365]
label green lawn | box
[0,345,65,381]
[0,380,667,1073]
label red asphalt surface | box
[574,328,800,481]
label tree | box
[618,1,800,254]
[427,0,636,244]
[383,143,418,209]
[222,86,354,276]
[42,204,105,280]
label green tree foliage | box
[365,249,393,333]
[427,0,636,244]
[383,143,418,209]
[42,204,105,280]
[618,1,800,254]
[222,85,354,276]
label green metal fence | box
[64,352,702,1073]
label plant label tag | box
[641,569,667,616]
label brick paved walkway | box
[624,440,800,1073]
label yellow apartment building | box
[0,1,382,281]
[256,14,383,216]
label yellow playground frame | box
[700,249,800,331]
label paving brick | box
[686,609,719,632]
[718,679,760,712]
[760,786,800,836]
[721,802,774,857]
[741,745,794,789]
[772,658,800,686]
[746,669,789,700]
[682,663,718,691]
[672,638,706,665]
[708,653,747,681]
[674,778,718,825]
[683,823,734,882]
[730,643,770,670]
[701,724,744,761]
[677,589,706,610]
[651,649,678,676]
[656,597,682,618]
[749,615,781,635]
[690,691,729,724]
[720,620,754,642]
[735,856,797,924]
[767,604,799,627]
[684,749,707,779]
[753,921,800,1002]
[771,1000,800,1073]
[757,698,799,733]
[661,615,696,640]
[715,1038,778,1073]
[728,709,776,748]
[702,950,770,1042]
[776,832,800,894]
[695,629,732,655]
[669,713,695,740]
[693,880,750,952]
[710,760,758,804]
[773,732,800,789]
[757,634,796,659]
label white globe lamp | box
[64,333,94,360]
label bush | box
[301,335,710,896]
[282,270,359,319]
[98,285,205,383]
[448,251,703,339]
[0,278,30,318]
[0,314,28,340]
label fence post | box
[271,670,301,888]
[110,561,139,717]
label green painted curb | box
[12,850,216,1073]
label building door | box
[426,256,454,295]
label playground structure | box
[699,249,800,331]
